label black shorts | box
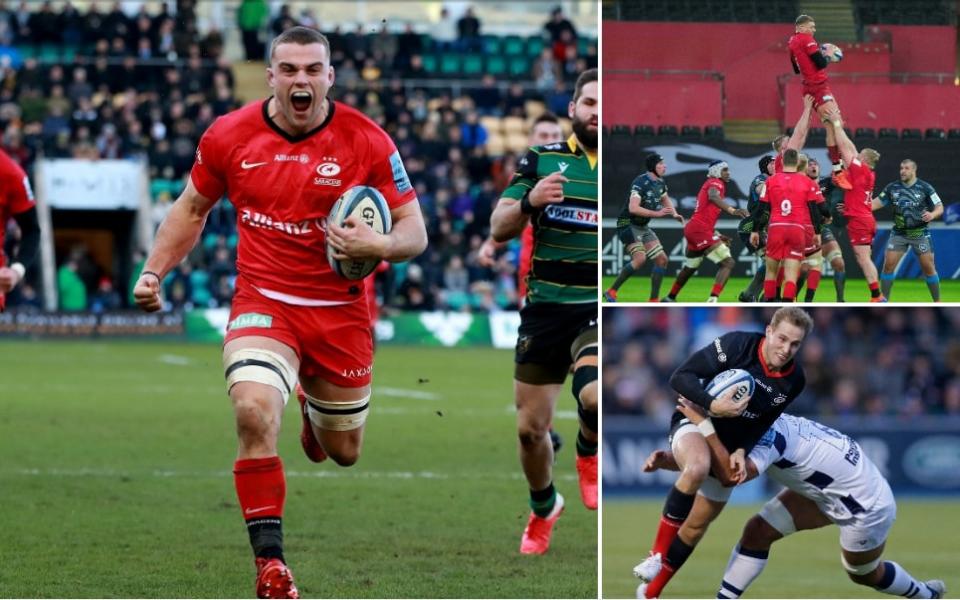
[820,225,837,245]
[515,302,598,384]
[738,230,766,254]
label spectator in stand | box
[532,47,561,92]
[470,74,502,116]
[544,6,577,45]
[90,276,122,312]
[237,0,268,61]
[57,250,87,311]
[457,6,481,52]
[395,23,422,72]
[459,110,488,150]
[433,7,457,52]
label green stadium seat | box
[439,53,461,76]
[462,54,483,75]
[482,35,502,54]
[503,35,524,55]
[421,54,438,73]
[507,56,529,79]
[525,36,544,57]
[485,55,506,76]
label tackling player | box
[604,153,683,303]
[662,161,748,302]
[749,149,830,302]
[737,155,775,302]
[632,307,812,598]
[490,68,598,555]
[0,148,40,311]
[825,109,885,301]
[874,159,943,301]
[656,402,946,600]
[133,27,428,598]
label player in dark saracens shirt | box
[872,159,944,302]
[632,307,813,599]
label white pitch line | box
[158,354,193,366]
[11,467,577,482]
[375,386,441,400]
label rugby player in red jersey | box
[663,161,748,303]
[133,27,427,598]
[789,15,852,189]
[0,148,40,311]
[750,149,830,302]
[771,94,815,174]
[825,109,885,301]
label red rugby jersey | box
[761,171,824,227]
[688,177,727,231]
[191,99,417,303]
[0,149,35,269]
[788,32,827,86]
[842,159,876,219]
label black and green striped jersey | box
[502,135,597,304]
[877,178,942,238]
[738,173,769,234]
[617,173,667,228]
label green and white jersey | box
[617,172,667,228]
[876,178,942,238]
[502,135,597,304]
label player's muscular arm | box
[329,199,427,262]
[381,200,428,261]
[628,193,665,218]
[925,201,944,222]
[661,194,684,223]
[788,95,816,151]
[709,187,749,218]
[134,179,218,312]
[490,171,567,242]
[677,399,759,486]
[826,111,858,165]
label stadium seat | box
[704,125,724,140]
[807,128,826,141]
[481,35,502,54]
[525,36,544,57]
[611,124,631,136]
[505,132,529,153]
[657,124,679,137]
[421,54,438,73]
[503,116,526,134]
[680,125,702,139]
[854,127,876,139]
[439,54,462,76]
[479,116,501,135]
[462,54,483,75]
[924,128,946,140]
[485,136,505,156]
[485,55,506,76]
[948,128,960,139]
[503,35,524,55]
[879,127,899,139]
[901,128,922,140]
[523,99,546,119]
[634,124,655,138]
[507,56,529,79]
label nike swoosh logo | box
[241,160,268,169]
[244,505,277,515]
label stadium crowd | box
[0,1,597,314]
[603,307,960,419]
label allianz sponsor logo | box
[240,208,319,235]
[544,205,598,226]
[342,365,373,379]
[275,153,310,163]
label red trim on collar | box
[759,338,795,378]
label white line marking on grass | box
[375,387,441,400]
[158,354,192,366]
[501,405,578,420]
[12,467,578,482]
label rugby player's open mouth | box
[291,91,312,114]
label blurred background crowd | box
[0,1,597,314]
[603,307,960,421]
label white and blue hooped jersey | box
[748,414,889,524]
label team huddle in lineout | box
[630,307,945,599]
[605,13,945,303]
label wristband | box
[520,195,535,215]
[10,262,25,280]
[696,419,716,437]
[141,270,162,283]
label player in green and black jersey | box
[737,155,775,302]
[816,166,848,302]
[873,159,944,301]
[604,153,684,302]
[490,68,598,554]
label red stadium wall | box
[603,21,957,126]
[604,75,723,127]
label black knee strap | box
[573,365,597,432]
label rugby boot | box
[633,551,662,582]
[832,169,853,190]
[924,580,946,599]
[520,494,565,555]
[296,385,327,463]
[576,454,598,510]
[255,557,299,599]
[603,289,617,302]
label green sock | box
[529,483,557,517]
[576,431,598,457]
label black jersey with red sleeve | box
[669,331,806,454]
[190,98,416,303]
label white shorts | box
[669,421,733,503]
[838,483,897,553]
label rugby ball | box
[821,43,843,63]
[326,185,392,280]
[704,369,755,404]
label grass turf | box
[601,276,960,303]
[0,341,596,598]
[603,499,958,599]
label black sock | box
[662,485,695,521]
[664,536,695,570]
[246,518,284,562]
[611,262,636,291]
[804,287,816,302]
[576,430,598,457]
[834,271,845,301]
[529,482,557,517]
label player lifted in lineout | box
[648,401,946,599]
[134,27,427,598]
[604,153,684,303]
[632,307,812,598]
[825,108,886,301]
[661,161,748,303]
[490,68,598,555]
[874,159,944,301]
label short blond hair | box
[796,14,815,27]
[772,134,789,152]
[862,148,880,168]
[770,307,814,337]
